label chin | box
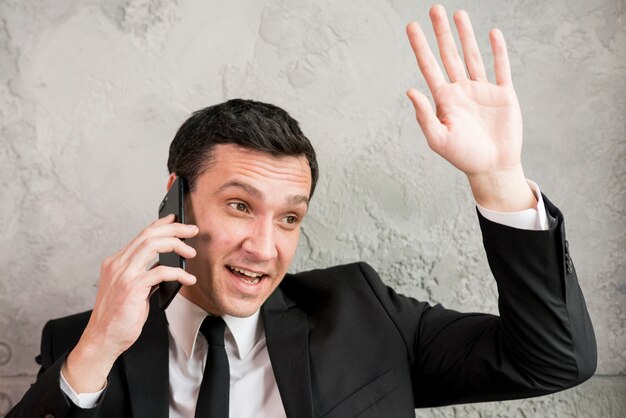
[221,302,262,318]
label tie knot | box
[199,316,226,347]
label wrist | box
[62,334,117,393]
[467,165,537,212]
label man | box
[7,5,595,418]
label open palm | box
[428,79,522,175]
[406,5,533,211]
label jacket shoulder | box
[286,261,372,279]
[282,261,379,292]
[278,261,407,315]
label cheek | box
[197,218,248,253]
[277,231,300,267]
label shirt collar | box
[165,293,262,361]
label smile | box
[227,265,266,285]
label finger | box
[116,214,177,256]
[490,28,512,86]
[453,10,487,81]
[406,88,445,151]
[430,4,467,82]
[141,265,197,288]
[154,213,176,226]
[120,222,199,265]
[406,21,447,93]
[129,236,197,272]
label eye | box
[283,215,299,225]
[228,202,249,212]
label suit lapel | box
[262,288,314,418]
[123,296,170,418]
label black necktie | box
[195,316,229,418]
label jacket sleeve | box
[6,319,100,418]
[361,195,596,407]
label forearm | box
[479,196,597,386]
[62,334,116,394]
[467,164,537,213]
[476,180,550,230]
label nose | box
[241,218,278,261]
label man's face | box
[178,143,312,317]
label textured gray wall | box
[0,0,624,416]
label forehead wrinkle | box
[228,156,311,183]
[205,144,312,190]
[216,180,263,200]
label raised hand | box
[62,215,198,393]
[406,5,536,212]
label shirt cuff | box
[476,180,549,231]
[60,368,105,409]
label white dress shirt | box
[166,294,286,418]
[60,180,548,415]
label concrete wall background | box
[0,0,624,416]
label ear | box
[166,173,177,191]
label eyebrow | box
[217,180,309,208]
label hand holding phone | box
[61,193,197,392]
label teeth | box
[228,266,264,279]
[240,276,260,285]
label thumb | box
[407,88,443,150]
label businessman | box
[8,5,596,418]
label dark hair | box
[167,99,319,198]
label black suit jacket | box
[7,197,596,418]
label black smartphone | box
[157,176,187,310]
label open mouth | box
[227,265,267,285]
